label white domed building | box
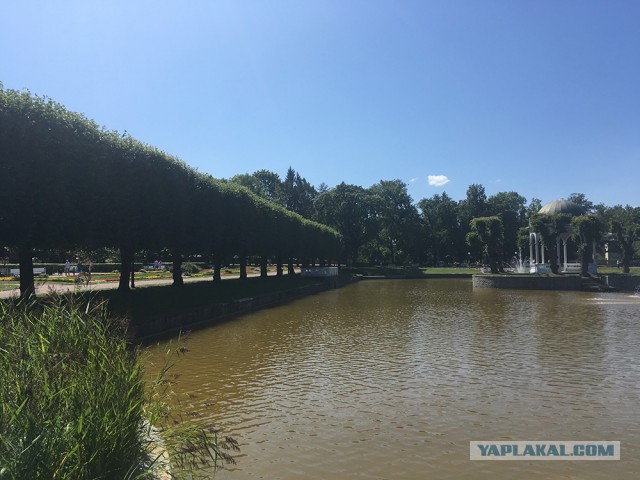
[529,199,597,274]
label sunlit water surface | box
[144,279,640,479]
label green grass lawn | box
[421,267,479,275]
[0,280,19,292]
[597,266,640,275]
[342,266,477,276]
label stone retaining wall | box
[603,275,640,292]
[360,273,473,280]
[131,276,359,341]
[472,274,582,291]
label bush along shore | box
[0,297,238,479]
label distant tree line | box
[0,87,341,297]
[232,171,640,272]
[3,86,637,293]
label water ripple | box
[145,280,640,479]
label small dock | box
[300,266,339,287]
[300,266,339,278]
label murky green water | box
[144,279,640,479]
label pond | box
[144,279,640,479]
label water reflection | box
[145,279,640,479]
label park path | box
[0,271,280,299]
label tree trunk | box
[172,249,184,287]
[118,245,133,291]
[239,255,247,280]
[18,245,35,298]
[260,256,268,279]
[622,248,631,274]
[389,240,396,265]
[550,252,559,275]
[489,257,499,274]
[213,256,222,283]
[287,258,295,276]
[130,258,136,289]
[276,256,283,277]
[580,250,590,277]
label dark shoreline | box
[133,276,354,343]
[473,273,640,292]
[133,272,639,342]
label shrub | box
[181,262,201,275]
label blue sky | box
[2,0,639,207]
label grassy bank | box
[0,298,236,479]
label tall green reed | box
[0,297,237,479]
[0,297,144,478]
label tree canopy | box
[608,206,640,273]
[466,216,504,274]
[0,87,341,296]
[3,87,639,286]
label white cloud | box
[409,177,418,183]
[427,175,450,187]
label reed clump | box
[0,297,237,479]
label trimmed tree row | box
[0,87,341,297]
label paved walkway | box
[0,271,282,299]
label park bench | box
[8,267,47,277]
[142,264,166,271]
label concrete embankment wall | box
[472,274,582,291]
[603,275,640,292]
[360,273,473,280]
[131,278,352,342]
